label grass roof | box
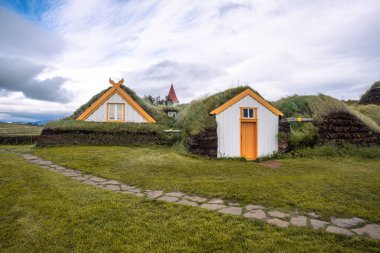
[177,86,262,139]
[70,85,168,124]
[310,94,380,133]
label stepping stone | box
[200,203,226,210]
[62,171,82,177]
[310,219,329,229]
[83,180,98,186]
[100,180,120,185]
[146,190,164,199]
[331,217,365,228]
[267,218,289,228]
[246,204,265,210]
[22,154,39,160]
[104,185,120,191]
[208,198,224,204]
[165,192,186,197]
[128,188,142,193]
[218,207,242,216]
[183,196,208,203]
[228,202,240,206]
[178,199,198,207]
[326,226,353,236]
[307,212,320,218]
[290,216,308,227]
[268,211,290,219]
[38,161,53,165]
[158,196,179,202]
[120,184,135,191]
[244,209,266,220]
[90,177,107,182]
[72,176,88,181]
[352,224,380,240]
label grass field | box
[1,146,379,252]
[0,123,42,136]
[31,145,380,223]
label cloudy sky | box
[0,0,379,122]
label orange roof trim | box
[76,79,156,123]
[210,88,283,116]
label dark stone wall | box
[37,129,179,147]
[188,127,217,157]
[316,111,380,145]
[0,135,39,145]
[278,117,290,153]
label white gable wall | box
[216,95,279,158]
[86,93,147,123]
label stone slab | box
[267,218,289,228]
[218,207,242,216]
[246,205,265,211]
[22,154,39,160]
[90,177,107,182]
[326,226,353,236]
[307,212,320,218]
[38,161,53,165]
[178,199,198,207]
[183,196,208,203]
[146,190,164,199]
[200,203,226,210]
[331,217,365,228]
[244,209,266,220]
[157,196,179,202]
[100,180,120,185]
[310,219,329,229]
[208,198,224,204]
[352,224,380,240]
[120,185,135,191]
[165,192,186,197]
[268,211,290,219]
[104,185,120,191]
[83,180,98,186]
[290,216,308,227]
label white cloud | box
[1,0,380,121]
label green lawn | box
[1,146,379,252]
[30,145,380,223]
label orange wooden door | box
[241,122,257,160]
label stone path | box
[21,154,380,240]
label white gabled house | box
[210,89,284,160]
[76,79,156,123]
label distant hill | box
[359,81,380,105]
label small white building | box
[210,88,283,160]
[76,79,156,123]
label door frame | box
[240,107,258,160]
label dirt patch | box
[259,160,282,169]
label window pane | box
[249,109,253,118]
[116,104,123,120]
[108,104,115,120]
[243,109,248,118]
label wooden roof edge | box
[210,88,284,116]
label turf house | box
[75,78,156,123]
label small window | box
[108,103,124,121]
[243,108,254,118]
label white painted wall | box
[86,93,147,123]
[216,95,279,158]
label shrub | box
[289,122,318,150]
